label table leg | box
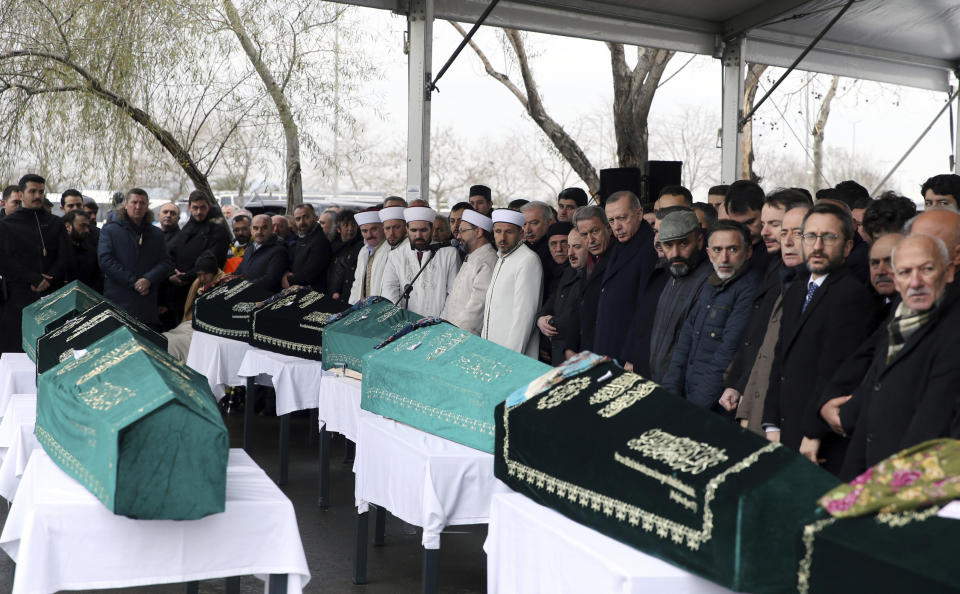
[318,424,330,509]
[278,413,290,485]
[243,377,255,453]
[354,510,369,584]
[373,505,386,546]
[225,576,240,594]
[185,581,199,594]
[309,408,319,446]
[268,574,288,593]
[421,547,439,594]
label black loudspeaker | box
[598,168,643,207]
[643,160,683,204]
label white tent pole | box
[406,0,434,207]
[720,37,745,183]
[955,76,960,174]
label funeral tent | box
[327,0,960,200]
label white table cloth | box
[353,412,508,549]
[316,374,363,442]
[484,492,734,594]
[186,331,269,398]
[0,449,310,594]
[0,353,36,406]
[0,393,38,500]
[237,349,326,417]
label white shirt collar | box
[809,273,828,288]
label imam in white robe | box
[481,242,542,358]
[381,244,460,317]
[348,239,391,304]
[441,243,497,335]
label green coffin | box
[361,320,550,453]
[321,297,422,373]
[192,276,271,340]
[36,301,167,375]
[249,287,348,360]
[495,355,840,594]
[36,326,228,520]
[21,280,104,362]
[798,507,960,593]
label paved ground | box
[0,395,488,593]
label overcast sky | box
[351,7,955,203]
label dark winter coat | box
[288,224,332,292]
[236,235,288,294]
[98,213,173,326]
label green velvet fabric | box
[191,277,271,340]
[321,300,422,373]
[799,507,960,593]
[248,288,347,360]
[21,280,104,362]
[36,326,228,520]
[360,322,550,453]
[495,359,840,594]
[36,301,167,374]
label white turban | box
[355,210,381,226]
[404,206,437,224]
[379,206,405,223]
[461,209,493,232]
[491,208,525,228]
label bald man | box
[236,214,288,292]
[837,234,960,478]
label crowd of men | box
[2,171,960,479]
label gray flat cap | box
[658,210,701,242]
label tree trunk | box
[740,63,766,182]
[222,0,303,214]
[608,44,673,170]
[811,75,839,191]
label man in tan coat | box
[441,209,497,334]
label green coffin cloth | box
[360,320,550,453]
[249,287,348,360]
[36,326,228,520]
[798,507,960,593]
[21,280,104,362]
[495,356,840,594]
[36,301,167,374]
[321,298,422,373]
[192,276,271,340]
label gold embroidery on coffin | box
[875,504,941,527]
[193,317,249,339]
[366,386,494,436]
[302,311,333,325]
[626,429,729,475]
[251,331,322,356]
[613,452,696,497]
[502,399,781,550]
[298,291,325,308]
[35,425,110,504]
[796,515,840,594]
[536,376,591,410]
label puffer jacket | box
[662,265,759,408]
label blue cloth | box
[98,215,173,326]
[803,280,819,312]
[662,267,759,408]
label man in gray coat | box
[648,210,712,383]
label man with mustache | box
[647,210,711,383]
[481,209,543,357]
[868,233,902,310]
[762,202,878,473]
[719,190,813,431]
[573,206,613,354]
[838,234,960,479]
[662,220,758,410]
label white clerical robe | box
[481,242,543,358]
[441,243,497,335]
[348,240,391,304]
[381,243,460,317]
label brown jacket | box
[736,293,784,434]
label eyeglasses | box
[801,232,841,246]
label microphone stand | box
[397,247,437,309]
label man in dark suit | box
[236,214,288,293]
[537,227,585,365]
[283,203,332,292]
[593,191,660,374]
[762,202,878,474]
[573,206,612,354]
[836,235,960,479]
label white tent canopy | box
[334,0,960,201]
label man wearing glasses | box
[762,202,878,475]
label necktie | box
[802,281,818,312]
[417,251,423,265]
